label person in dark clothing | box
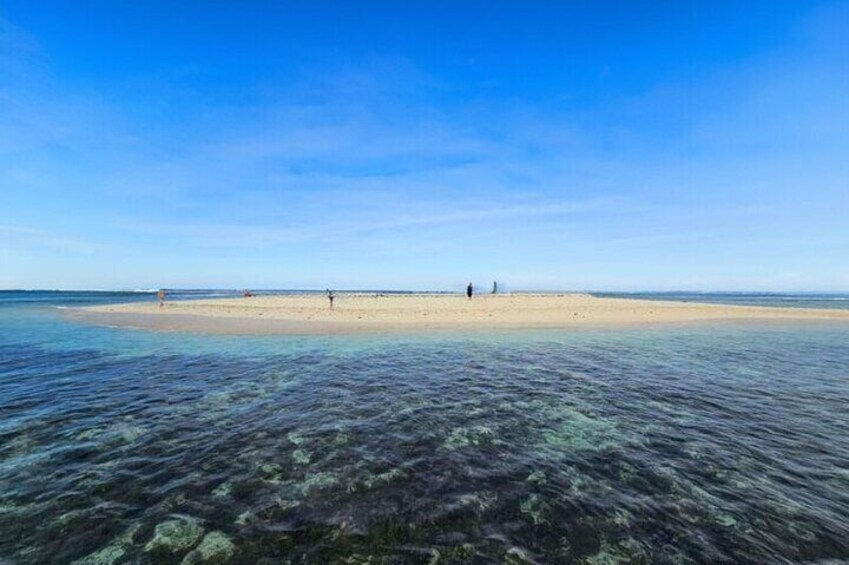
[492,281,497,294]
[467,282,473,300]
[327,289,335,309]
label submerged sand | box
[67,293,849,335]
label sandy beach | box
[67,293,849,335]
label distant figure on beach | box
[243,290,253,298]
[467,282,473,300]
[492,281,498,294]
[157,289,165,308]
[327,289,335,309]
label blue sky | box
[1,1,847,291]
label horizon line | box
[2,288,849,295]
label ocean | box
[1,291,848,563]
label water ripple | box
[1,325,849,563]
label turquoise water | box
[1,292,849,563]
[596,291,849,310]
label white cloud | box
[0,225,106,254]
[0,6,847,290]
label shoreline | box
[64,293,849,336]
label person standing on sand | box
[492,281,497,294]
[467,282,473,300]
[327,289,335,309]
[157,289,165,308]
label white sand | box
[67,293,849,335]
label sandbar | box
[65,293,849,335]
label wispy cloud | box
[0,225,105,254]
[0,5,847,290]
[114,197,624,248]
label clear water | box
[595,291,849,310]
[1,291,849,564]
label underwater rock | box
[449,543,477,561]
[539,408,618,451]
[276,498,302,511]
[504,546,535,564]
[70,525,140,565]
[715,514,738,527]
[343,554,381,564]
[212,481,232,497]
[258,462,284,484]
[618,462,637,482]
[363,467,406,489]
[56,508,89,525]
[115,424,146,444]
[71,543,126,565]
[333,431,350,446]
[292,449,311,465]
[75,423,146,447]
[456,492,497,512]
[519,493,549,525]
[428,543,476,563]
[181,531,236,564]
[287,431,306,445]
[75,428,101,442]
[585,538,648,565]
[144,517,204,554]
[526,470,547,485]
[298,471,339,494]
[443,425,496,450]
[613,509,632,527]
[70,545,125,565]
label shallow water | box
[1,292,849,563]
[597,291,849,310]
